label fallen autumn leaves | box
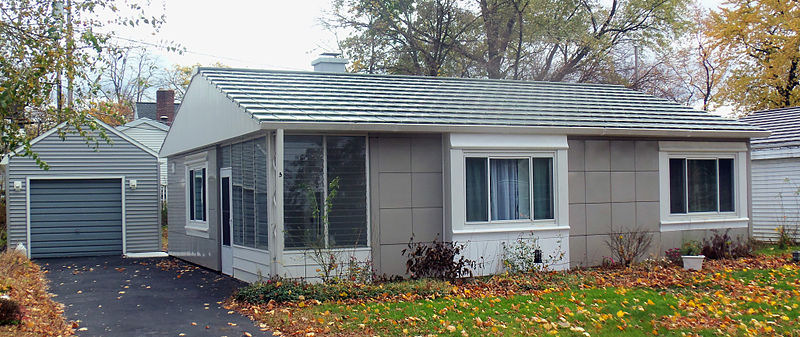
[230,253,800,336]
[0,250,73,337]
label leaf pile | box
[0,250,73,337]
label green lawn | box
[238,251,800,336]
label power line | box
[108,35,306,71]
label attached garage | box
[3,119,161,257]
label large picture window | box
[466,156,554,223]
[222,137,269,250]
[284,135,367,249]
[669,158,734,214]
[188,167,206,221]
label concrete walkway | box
[40,256,271,337]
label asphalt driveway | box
[40,256,271,337]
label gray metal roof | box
[740,106,800,149]
[197,67,765,136]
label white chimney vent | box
[311,52,347,73]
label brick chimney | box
[156,89,175,126]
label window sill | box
[283,247,370,254]
[231,244,270,254]
[660,217,749,232]
[453,225,568,235]
[185,222,209,239]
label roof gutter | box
[257,121,770,139]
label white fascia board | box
[659,140,748,152]
[256,121,768,139]
[160,75,261,158]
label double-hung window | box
[283,135,368,249]
[465,156,554,223]
[669,158,735,214]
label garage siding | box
[6,126,160,254]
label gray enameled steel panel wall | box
[6,127,159,253]
[369,134,444,276]
[167,148,221,271]
[567,138,751,267]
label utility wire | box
[108,35,306,71]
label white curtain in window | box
[490,159,530,220]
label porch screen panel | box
[231,143,244,245]
[326,136,367,247]
[242,140,256,247]
[255,139,269,250]
[284,136,324,249]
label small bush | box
[776,225,798,250]
[402,237,476,280]
[0,298,22,325]
[502,234,564,273]
[681,240,702,256]
[701,229,752,259]
[665,248,682,265]
[235,277,451,304]
[604,227,653,267]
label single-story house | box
[3,118,161,258]
[160,56,767,282]
[740,107,800,241]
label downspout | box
[271,129,285,276]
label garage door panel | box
[29,179,123,258]
[30,206,122,215]
[30,193,122,203]
[31,230,122,238]
[31,212,122,222]
[29,220,125,229]
[31,201,122,209]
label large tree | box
[329,0,691,83]
[0,0,165,166]
[708,0,800,113]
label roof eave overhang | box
[258,121,770,139]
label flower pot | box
[681,255,705,271]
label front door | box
[220,168,233,276]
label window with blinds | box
[283,135,367,249]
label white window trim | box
[658,141,749,232]
[449,134,569,234]
[185,152,209,238]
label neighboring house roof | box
[116,118,170,154]
[196,67,765,136]
[739,106,800,149]
[135,102,181,121]
[117,117,171,132]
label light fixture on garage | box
[13,180,22,191]
[129,179,137,190]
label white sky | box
[114,0,726,72]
